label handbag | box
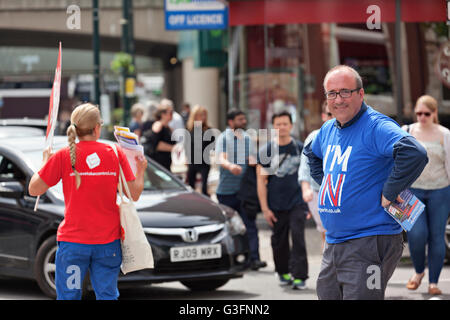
[113,145,154,274]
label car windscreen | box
[143,161,185,191]
[25,148,185,198]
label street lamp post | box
[121,0,131,126]
[395,0,404,125]
[92,0,100,106]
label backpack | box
[237,165,261,219]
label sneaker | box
[250,260,267,270]
[292,279,306,290]
[278,273,292,285]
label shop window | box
[231,24,305,137]
[338,40,392,95]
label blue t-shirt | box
[216,129,254,195]
[258,139,304,211]
[311,105,407,243]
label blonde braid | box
[66,102,102,189]
[67,124,81,189]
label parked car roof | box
[0,126,45,138]
[0,118,48,129]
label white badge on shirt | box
[86,152,101,169]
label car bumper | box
[118,263,247,285]
[118,234,250,285]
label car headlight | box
[218,204,246,236]
[227,212,246,235]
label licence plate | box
[170,244,222,262]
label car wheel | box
[34,236,58,299]
[445,215,450,260]
[181,279,229,291]
[34,236,91,299]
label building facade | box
[227,0,449,138]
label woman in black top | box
[185,105,215,196]
[143,103,176,171]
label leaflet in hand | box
[384,189,425,232]
[114,126,144,176]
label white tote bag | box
[113,145,154,274]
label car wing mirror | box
[0,181,24,199]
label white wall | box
[182,57,219,128]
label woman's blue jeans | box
[407,186,450,284]
[55,240,122,300]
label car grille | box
[143,223,225,244]
[142,223,231,274]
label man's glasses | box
[415,112,431,117]
[325,88,360,100]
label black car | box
[0,135,250,299]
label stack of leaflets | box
[384,189,425,232]
[114,126,144,176]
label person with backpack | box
[216,109,266,271]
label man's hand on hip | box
[381,194,404,208]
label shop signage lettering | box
[165,0,228,30]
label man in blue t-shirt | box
[304,65,428,300]
[216,109,267,271]
[256,110,309,290]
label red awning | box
[229,0,446,26]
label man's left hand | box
[381,194,404,208]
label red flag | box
[45,42,62,147]
[35,42,62,212]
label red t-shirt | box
[38,141,135,244]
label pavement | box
[173,159,450,300]
[253,215,450,300]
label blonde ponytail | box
[67,124,81,189]
[67,103,102,190]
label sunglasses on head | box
[415,112,431,117]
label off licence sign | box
[165,0,228,30]
[170,244,221,262]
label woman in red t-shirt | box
[29,103,147,300]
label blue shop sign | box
[165,0,228,30]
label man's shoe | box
[278,273,292,285]
[250,260,267,270]
[292,279,307,290]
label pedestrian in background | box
[237,140,268,271]
[298,101,333,249]
[216,109,266,270]
[402,95,450,295]
[181,102,191,125]
[142,102,176,171]
[256,110,308,289]
[129,103,145,137]
[28,103,147,300]
[304,65,428,300]
[185,104,215,196]
[163,98,185,136]
[139,100,158,145]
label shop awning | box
[229,0,446,26]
